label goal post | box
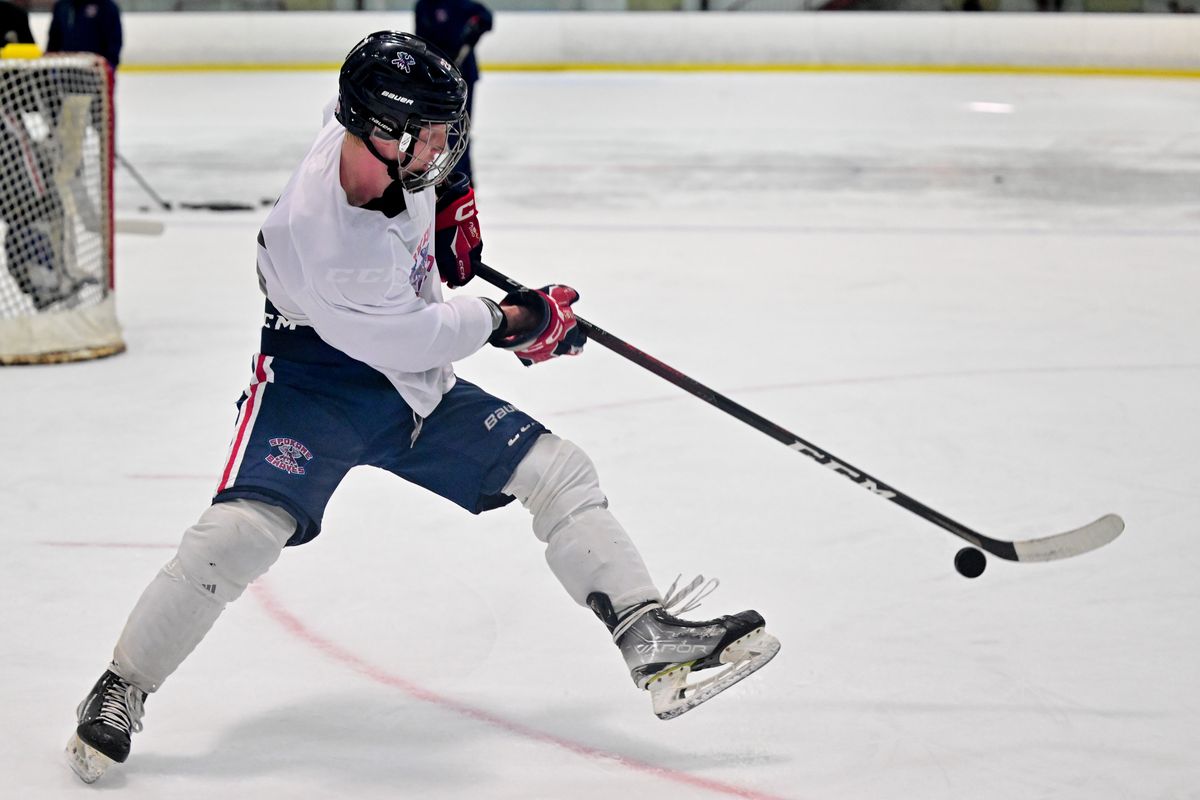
[0,51,123,365]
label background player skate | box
[66,30,779,784]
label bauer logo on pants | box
[266,437,313,475]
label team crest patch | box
[265,437,313,475]
[392,52,416,73]
[409,227,434,294]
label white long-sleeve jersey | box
[255,112,494,417]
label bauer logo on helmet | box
[365,114,399,136]
[381,90,414,105]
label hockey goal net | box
[0,53,122,365]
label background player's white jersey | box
[255,108,493,416]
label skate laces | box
[662,574,719,615]
[89,678,146,735]
[611,574,720,643]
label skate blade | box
[647,627,781,720]
[66,733,114,784]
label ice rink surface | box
[2,67,1199,799]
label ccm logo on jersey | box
[330,267,389,284]
[263,311,298,331]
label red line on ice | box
[250,581,790,800]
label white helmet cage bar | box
[361,111,470,191]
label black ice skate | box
[588,576,780,720]
[66,670,147,784]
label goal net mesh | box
[0,53,122,365]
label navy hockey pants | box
[212,310,546,546]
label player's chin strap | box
[363,136,402,181]
[610,574,720,643]
[362,133,418,184]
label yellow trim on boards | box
[120,62,337,73]
[117,61,1200,79]
[0,43,44,59]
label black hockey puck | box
[954,547,986,579]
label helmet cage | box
[361,112,470,192]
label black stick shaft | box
[116,152,171,211]
[476,262,1010,557]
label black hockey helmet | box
[335,31,469,191]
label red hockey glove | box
[491,285,587,367]
[462,15,492,48]
[434,172,481,288]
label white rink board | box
[26,11,1200,70]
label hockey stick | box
[454,20,484,68]
[116,152,172,211]
[476,262,1125,563]
[114,218,164,236]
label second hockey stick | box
[117,152,172,211]
[476,262,1125,564]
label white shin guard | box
[110,499,296,692]
[504,435,659,609]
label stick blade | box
[1011,513,1125,562]
[115,218,165,236]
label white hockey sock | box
[110,559,224,693]
[110,499,295,692]
[543,506,661,610]
[504,435,659,608]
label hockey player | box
[66,31,779,785]
[414,0,491,181]
[412,0,487,181]
[46,0,123,74]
